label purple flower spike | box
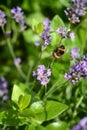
[71,47,80,60]
[65,54,87,84]
[43,18,51,27]
[65,0,87,23]
[56,26,75,39]
[11,6,26,31]
[33,65,51,86]
[72,116,87,130]
[11,6,23,23]
[72,124,81,130]
[0,77,9,101]
[40,18,51,50]
[0,10,7,27]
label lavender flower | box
[43,18,51,27]
[72,117,87,130]
[35,41,40,47]
[65,8,80,23]
[40,18,51,50]
[32,65,51,86]
[69,32,75,39]
[11,6,26,31]
[64,54,87,84]
[72,124,81,130]
[0,10,7,27]
[65,0,87,23]
[56,26,75,39]
[5,30,11,37]
[70,47,80,60]
[14,57,21,65]
[0,77,9,101]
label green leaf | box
[30,100,68,122]
[51,32,61,47]
[0,110,26,126]
[30,101,44,114]
[46,121,68,130]
[25,124,35,130]
[36,125,46,130]
[19,108,35,118]
[18,95,31,110]
[44,100,68,120]
[11,83,33,103]
[26,12,44,27]
[12,84,25,103]
[23,29,39,43]
[51,15,65,30]
[34,22,44,35]
[25,124,46,130]
[50,15,65,47]
[59,0,69,6]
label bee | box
[52,45,65,59]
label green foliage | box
[0,110,26,126]
[0,0,87,130]
[11,83,30,103]
[51,15,65,30]
[46,121,68,130]
[0,82,68,127]
[34,22,44,35]
[29,100,68,122]
[25,124,46,130]
[18,95,31,110]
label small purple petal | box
[69,32,75,39]
[14,57,21,65]
[43,18,51,27]
[32,65,51,86]
[71,47,80,59]
[35,41,40,47]
[0,10,7,27]
[11,6,26,31]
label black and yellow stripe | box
[52,45,65,59]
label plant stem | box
[44,79,68,99]
[26,63,33,85]
[2,27,26,80]
[73,95,84,118]
[37,85,45,98]
[81,32,87,55]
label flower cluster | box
[0,77,9,101]
[0,10,7,27]
[32,65,51,86]
[72,117,87,130]
[56,26,75,39]
[11,6,26,31]
[40,18,51,50]
[65,0,87,23]
[70,47,80,60]
[14,57,21,65]
[65,54,87,84]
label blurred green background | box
[0,0,87,129]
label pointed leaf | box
[25,124,35,130]
[51,15,65,30]
[18,95,31,110]
[46,121,68,130]
[34,22,44,35]
[30,100,68,122]
[11,83,33,103]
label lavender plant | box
[0,0,87,130]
